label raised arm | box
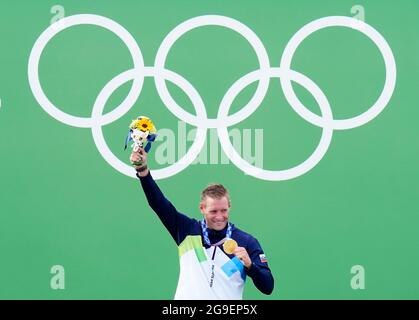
[131,148,194,245]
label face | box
[200,196,230,231]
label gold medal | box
[223,239,238,255]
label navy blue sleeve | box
[245,237,274,295]
[137,172,195,245]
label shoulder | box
[180,215,201,232]
[232,226,260,248]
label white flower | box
[131,129,149,147]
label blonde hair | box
[200,184,230,204]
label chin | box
[212,223,227,231]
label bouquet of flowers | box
[124,116,157,166]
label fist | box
[233,247,252,269]
[130,147,148,172]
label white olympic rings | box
[28,14,396,181]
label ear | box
[199,203,205,215]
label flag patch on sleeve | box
[259,254,268,263]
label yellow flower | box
[129,119,140,129]
[138,117,153,132]
[129,116,156,133]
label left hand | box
[233,247,252,269]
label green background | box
[1,0,418,299]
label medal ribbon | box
[200,220,232,247]
[200,220,233,288]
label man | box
[131,148,274,300]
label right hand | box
[130,147,149,177]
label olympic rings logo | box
[28,14,396,181]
